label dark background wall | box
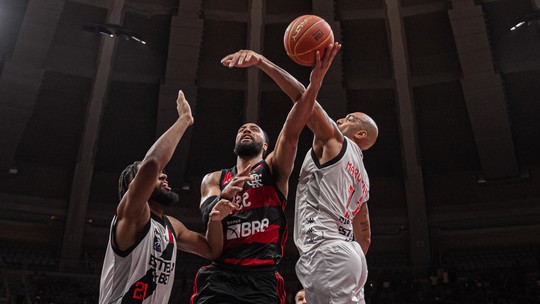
[1,0,539,303]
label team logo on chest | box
[153,231,162,252]
[152,228,171,252]
[247,173,263,188]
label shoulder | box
[202,170,222,186]
[264,153,282,178]
[313,135,345,164]
[344,137,363,156]
[165,215,187,237]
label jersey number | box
[133,282,148,300]
[344,184,364,218]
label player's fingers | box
[220,54,233,63]
[328,43,340,61]
[239,52,247,65]
[229,52,242,67]
[231,178,251,187]
[216,203,233,215]
[315,50,322,66]
[226,201,239,210]
[238,163,252,176]
[323,43,336,61]
[330,43,341,59]
[331,42,341,57]
[176,90,183,104]
[236,175,252,182]
[226,186,243,194]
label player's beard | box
[150,187,180,206]
[234,141,263,157]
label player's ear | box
[354,130,367,141]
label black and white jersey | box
[294,137,370,256]
[99,213,177,304]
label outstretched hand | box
[220,164,253,200]
[221,50,263,68]
[209,199,239,221]
[177,90,194,126]
[310,42,342,87]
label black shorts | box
[190,264,286,304]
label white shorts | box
[296,240,368,304]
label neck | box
[236,155,262,172]
[149,202,164,217]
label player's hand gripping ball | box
[284,15,335,66]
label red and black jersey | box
[215,160,288,268]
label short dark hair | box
[262,129,270,157]
[262,129,270,144]
[118,161,141,200]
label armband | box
[201,195,219,225]
[218,195,233,202]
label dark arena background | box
[1,0,540,303]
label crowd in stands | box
[1,242,539,303]
[364,267,540,304]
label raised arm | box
[115,90,193,251]
[268,45,341,194]
[221,45,342,145]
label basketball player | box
[227,46,376,303]
[189,44,341,304]
[99,90,239,304]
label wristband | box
[219,195,233,202]
[201,195,219,225]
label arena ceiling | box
[1,0,539,266]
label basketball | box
[283,15,334,66]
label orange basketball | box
[284,15,334,66]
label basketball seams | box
[292,34,333,66]
[292,20,325,55]
[283,15,334,66]
[294,32,333,56]
[284,15,312,56]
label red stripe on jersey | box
[190,265,209,304]
[279,223,288,256]
[167,227,174,245]
[275,272,286,304]
[223,257,276,266]
[222,171,233,186]
[224,224,280,249]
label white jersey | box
[294,137,370,256]
[99,213,177,304]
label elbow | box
[205,248,222,261]
[364,237,371,248]
[139,158,160,173]
[360,237,371,254]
